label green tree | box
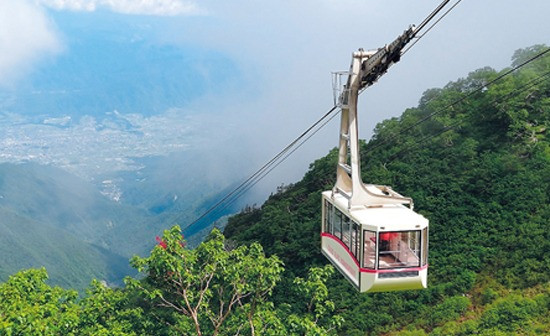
[76,280,151,336]
[285,265,343,335]
[479,294,539,333]
[127,225,342,335]
[0,268,79,335]
[128,225,285,335]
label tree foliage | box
[0,227,341,335]
[0,269,79,335]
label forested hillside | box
[0,162,142,289]
[224,45,550,335]
[0,46,548,335]
[0,158,240,290]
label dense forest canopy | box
[224,44,550,335]
[1,45,549,335]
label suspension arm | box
[359,25,417,89]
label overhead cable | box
[402,0,463,56]
[182,106,339,233]
[205,110,342,220]
[384,66,550,163]
[365,48,550,155]
[179,0,464,235]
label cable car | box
[321,27,429,293]
[321,189,428,293]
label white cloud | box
[38,0,97,11]
[0,0,62,87]
[38,0,199,16]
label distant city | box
[0,110,196,199]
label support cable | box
[365,48,550,155]
[182,106,339,232]
[385,69,550,163]
[204,110,341,220]
[402,0,463,56]
[416,0,453,34]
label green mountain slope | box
[0,206,132,290]
[107,151,247,245]
[0,159,244,290]
[0,162,150,250]
[224,45,550,335]
[0,162,148,289]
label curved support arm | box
[332,26,417,210]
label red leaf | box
[156,236,167,249]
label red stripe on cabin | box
[321,232,361,268]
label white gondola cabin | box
[321,189,428,293]
[321,31,429,293]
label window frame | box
[323,200,333,235]
[351,221,360,258]
[422,227,428,267]
[377,230,422,270]
[334,210,342,240]
[362,230,376,269]
[342,216,350,246]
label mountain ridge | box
[0,159,245,289]
[223,45,550,335]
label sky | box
[1,0,550,199]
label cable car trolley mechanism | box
[321,25,429,293]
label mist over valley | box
[0,11,252,288]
